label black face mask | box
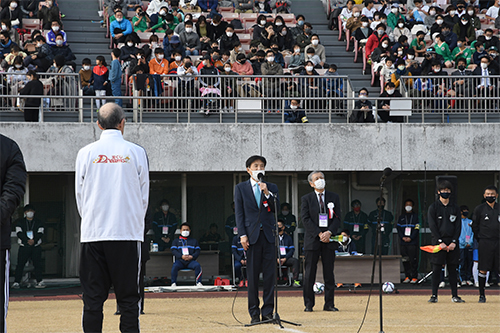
[439,192,451,199]
[485,196,497,203]
[272,47,279,52]
[462,211,469,217]
[185,62,192,68]
[458,65,465,71]
[378,205,385,210]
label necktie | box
[319,193,325,213]
[254,183,261,207]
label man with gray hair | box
[75,103,149,333]
[301,171,341,312]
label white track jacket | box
[75,129,149,243]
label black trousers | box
[14,245,43,283]
[117,261,147,313]
[400,244,419,279]
[80,241,141,333]
[247,230,275,318]
[282,257,300,281]
[1,249,9,333]
[303,243,336,309]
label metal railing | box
[1,73,500,123]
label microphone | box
[380,167,392,183]
[257,172,265,182]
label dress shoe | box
[250,315,260,324]
[262,314,273,322]
[304,307,313,312]
[323,306,339,312]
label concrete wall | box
[1,123,499,172]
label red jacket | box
[365,32,389,59]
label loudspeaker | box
[435,176,458,205]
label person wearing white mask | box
[174,13,193,34]
[302,171,341,312]
[304,34,326,67]
[472,55,497,109]
[261,50,283,110]
[110,10,134,45]
[234,155,279,324]
[12,204,46,289]
[153,199,178,251]
[0,0,23,29]
[46,20,66,46]
[283,98,308,123]
[179,20,201,55]
[37,0,61,30]
[170,222,203,287]
[79,58,95,96]
[378,81,404,122]
[146,0,169,16]
[397,199,420,284]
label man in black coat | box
[301,171,341,312]
[0,134,27,333]
[19,70,43,122]
[377,81,404,123]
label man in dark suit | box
[301,171,341,312]
[472,55,498,109]
[235,155,280,324]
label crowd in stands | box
[335,0,499,121]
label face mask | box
[378,30,385,35]
[478,47,484,52]
[381,19,386,24]
[485,36,492,40]
[10,2,17,8]
[378,205,385,209]
[443,30,450,36]
[125,42,134,47]
[181,230,190,237]
[312,39,319,46]
[271,47,279,52]
[159,10,166,15]
[362,22,368,27]
[116,17,123,22]
[382,43,389,48]
[457,42,463,48]
[491,53,498,58]
[353,207,361,213]
[408,55,415,60]
[391,8,398,14]
[405,206,412,212]
[290,105,298,109]
[83,65,90,70]
[260,20,267,25]
[294,48,300,53]
[185,27,193,33]
[298,20,304,26]
[314,178,326,190]
[250,48,257,53]
[276,22,283,26]
[306,66,314,72]
[481,63,488,69]
[56,40,63,46]
[436,19,443,25]
[485,196,496,203]
[185,62,192,68]
[267,56,274,62]
[461,20,468,25]
[398,23,404,28]
[353,12,360,17]
[439,192,451,199]
[47,1,52,5]
[251,169,265,180]
[282,210,289,216]
[449,10,456,15]
[429,10,436,16]
[387,89,395,94]
[52,26,60,32]
[1,25,6,31]
[458,64,465,71]
[226,31,233,37]
[462,211,469,217]
[374,16,379,21]
[359,94,367,100]
[433,67,441,73]
[157,54,164,60]
[281,30,287,36]
[398,50,403,55]
[224,67,231,72]
[398,65,405,70]
[174,55,182,61]
[304,28,312,34]
[468,10,474,15]
[26,211,34,218]
[162,205,169,211]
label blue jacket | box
[396,212,419,246]
[459,218,473,249]
[90,65,109,91]
[110,19,133,38]
[278,233,294,259]
[109,59,122,84]
[0,39,15,59]
[198,0,218,11]
[232,235,245,262]
[235,179,279,245]
[171,236,201,263]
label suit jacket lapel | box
[246,179,259,209]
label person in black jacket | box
[350,88,374,123]
[152,199,178,251]
[472,185,499,303]
[427,180,464,303]
[277,220,301,287]
[301,171,341,312]
[50,33,76,64]
[397,199,420,283]
[12,204,45,289]
[377,81,403,123]
[170,223,203,286]
[219,24,240,53]
[0,0,23,29]
[232,230,247,286]
[208,14,227,42]
[0,134,26,333]
[19,70,43,121]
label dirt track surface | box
[7,293,500,332]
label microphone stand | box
[376,176,385,333]
[246,189,300,328]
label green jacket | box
[451,46,473,64]
[435,42,453,62]
[132,15,149,32]
[387,12,405,29]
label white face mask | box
[260,20,267,26]
[382,43,389,48]
[294,48,300,53]
[485,36,492,40]
[56,40,63,46]
[462,20,468,25]
[275,22,283,26]
[398,50,403,55]
[408,55,415,60]
[116,17,123,22]
[267,56,274,62]
[52,26,60,32]
[157,54,164,60]
[10,2,17,8]
[436,19,443,25]
[429,10,436,16]
[290,105,298,110]
[226,31,233,37]
[175,56,181,61]
[185,27,193,33]
[405,205,413,212]
[467,10,474,16]
[137,55,142,59]
[83,65,90,70]
[281,30,287,36]
[181,230,190,237]
[1,25,6,31]
[353,12,360,17]
[224,67,231,72]
[480,63,488,69]
[391,8,398,14]
[127,42,134,47]
[398,23,404,28]
[433,68,441,73]
[398,65,405,70]
[162,205,169,211]
[387,89,395,94]
[311,39,319,46]
[159,10,166,15]
[362,22,368,27]
[306,65,314,72]
[251,169,265,181]
[449,10,456,15]
[314,178,326,190]
[378,30,384,35]
[26,211,34,218]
